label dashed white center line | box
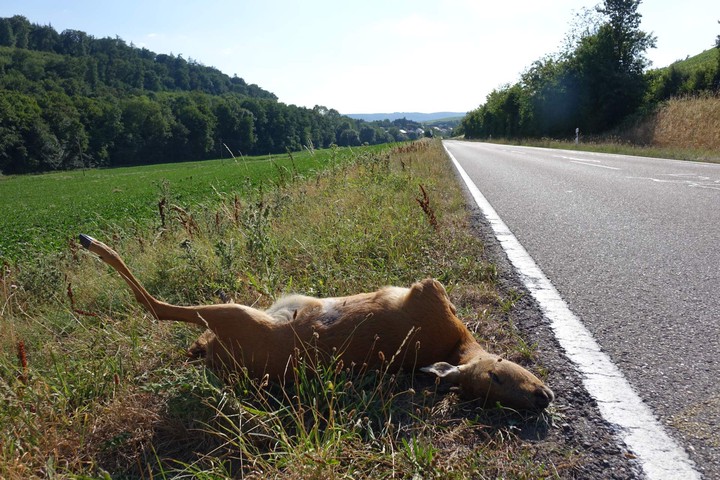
[558,155,601,162]
[571,160,621,170]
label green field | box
[0,146,377,262]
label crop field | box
[0,146,378,262]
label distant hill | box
[0,15,408,173]
[346,112,466,122]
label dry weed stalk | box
[416,184,438,231]
[624,94,720,152]
[68,237,80,262]
[172,205,200,237]
[234,193,242,225]
[17,340,27,384]
[66,282,99,318]
[1,261,13,316]
[654,95,720,150]
[158,197,167,229]
[392,139,431,155]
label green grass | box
[0,140,570,478]
[0,146,383,262]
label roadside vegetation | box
[620,94,720,158]
[0,140,579,478]
[458,0,720,157]
[472,104,720,165]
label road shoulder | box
[455,159,644,479]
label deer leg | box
[80,234,207,325]
[80,235,267,326]
[80,234,299,378]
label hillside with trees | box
[460,0,720,142]
[0,15,400,174]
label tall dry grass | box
[623,95,720,155]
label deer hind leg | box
[81,234,290,376]
[80,234,211,327]
[80,234,279,333]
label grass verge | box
[1,139,568,478]
[473,95,720,164]
[475,136,720,164]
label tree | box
[461,83,535,139]
[172,55,190,90]
[28,23,60,52]
[74,96,122,167]
[0,17,399,172]
[9,16,30,49]
[338,128,360,146]
[214,96,255,156]
[60,29,91,56]
[168,94,216,161]
[649,64,684,102]
[359,125,376,144]
[114,96,172,164]
[240,98,276,154]
[520,56,579,136]
[38,91,90,169]
[596,0,656,74]
[0,91,44,173]
[566,0,655,132]
[462,0,656,139]
[0,18,15,47]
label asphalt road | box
[443,140,720,477]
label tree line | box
[460,0,720,140]
[0,15,407,174]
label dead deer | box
[80,234,554,411]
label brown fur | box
[81,235,554,410]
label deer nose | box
[534,386,555,409]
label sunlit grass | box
[0,145,384,262]
[0,140,566,478]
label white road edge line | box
[444,144,701,480]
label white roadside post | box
[575,127,580,145]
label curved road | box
[444,140,720,477]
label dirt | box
[465,203,646,479]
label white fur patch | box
[266,295,315,323]
[266,295,344,325]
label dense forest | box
[460,0,720,140]
[0,15,426,174]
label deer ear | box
[420,362,462,384]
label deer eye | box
[489,371,503,385]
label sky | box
[1,1,717,114]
